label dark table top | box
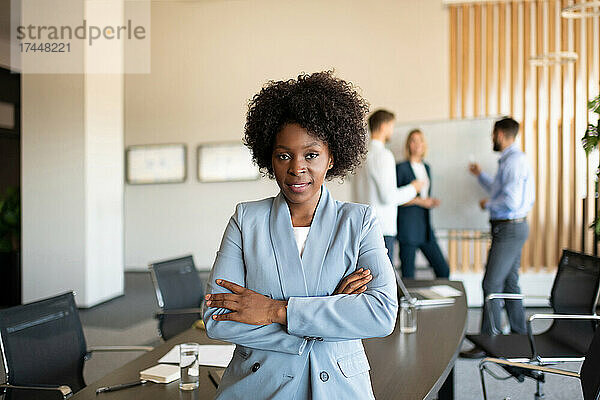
[73,280,466,400]
[366,280,467,400]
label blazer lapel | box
[301,185,337,295]
[269,192,308,299]
[425,163,431,197]
[406,162,417,181]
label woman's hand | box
[423,197,441,209]
[410,180,425,193]
[333,268,372,295]
[205,280,287,326]
[412,197,440,209]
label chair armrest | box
[479,357,580,379]
[0,383,73,399]
[155,308,203,316]
[527,313,600,323]
[483,294,549,334]
[526,314,600,361]
[485,293,549,302]
[87,345,154,353]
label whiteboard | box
[388,117,501,231]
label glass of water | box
[399,297,417,333]
[179,343,200,390]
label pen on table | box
[95,380,147,394]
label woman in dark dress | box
[395,129,449,279]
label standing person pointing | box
[461,117,535,358]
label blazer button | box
[251,362,261,372]
[319,371,329,382]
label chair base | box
[479,359,546,400]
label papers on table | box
[158,344,235,368]
[140,364,180,383]
[428,285,463,298]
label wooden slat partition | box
[486,3,494,115]
[447,0,600,272]
[461,235,470,271]
[534,0,545,272]
[450,6,458,119]
[448,230,458,271]
[498,3,506,114]
[462,5,471,117]
[511,2,519,116]
[522,2,532,267]
[473,238,482,271]
[559,0,570,266]
[548,0,560,267]
[474,5,482,115]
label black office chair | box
[149,255,205,341]
[467,249,600,399]
[480,319,600,400]
[0,292,152,399]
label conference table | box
[73,280,467,400]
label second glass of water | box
[179,343,200,390]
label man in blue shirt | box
[462,117,535,357]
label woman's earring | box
[328,164,333,169]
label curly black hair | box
[243,71,369,180]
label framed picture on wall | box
[197,142,260,182]
[126,144,187,184]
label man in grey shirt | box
[354,109,422,265]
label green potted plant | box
[0,186,21,306]
[582,94,600,239]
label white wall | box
[124,0,450,270]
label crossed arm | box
[205,268,373,325]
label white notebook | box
[158,344,235,368]
[140,364,180,383]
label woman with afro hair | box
[203,71,398,399]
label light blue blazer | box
[204,186,398,399]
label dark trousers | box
[481,220,529,335]
[398,239,450,279]
[384,236,396,266]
